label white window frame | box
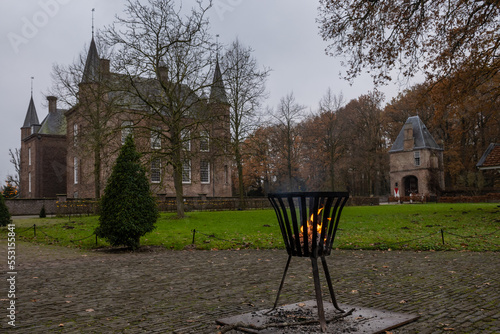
[121,121,134,145]
[151,127,162,149]
[28,147,31,166]
[151,158,161,183]
[200,130,210,152]
[28,172,32,193]
[182,160,191,184]
[414,151,421,166]
[74,157,79,184]
[200,160,210,184]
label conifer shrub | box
[39,205,46,218]
[95,135,158,249]
[0,192,12,227]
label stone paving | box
[0,241,499,333]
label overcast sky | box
[0,0,419,190]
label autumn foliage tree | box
[2,182,18,199]
[318,0,500,96]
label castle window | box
[28,172,32,193]
[181,129,191,151]
[121,121,134,145]
[74,157,79,184]
[151,127,162,149]
[151,158,161,183]
[200,160,210,184]
[414,151,421,166]
[74,123,79,146]
[28,147,31,166]
[200,131,209,152]
[224,165,229,184]
[182,160,191,184]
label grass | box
[1,203,499,251]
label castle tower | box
[389,116,445,198]
[19,94,67,198]
[204,56,232,197]
[21,95,40,140]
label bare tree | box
[272,92,306,191]
[300,89,345,191]
[102,0,217,218]
[7,148,20,188]
[48,39,121,199]
[222,38,270,206]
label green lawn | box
[2,203,499,251]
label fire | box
[298,208,331,252]
[300,208,324,236]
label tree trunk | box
[235,144,246,209]
[94,146,101,199]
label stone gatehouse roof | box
[389,115,442,153]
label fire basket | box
[268,191,349,332]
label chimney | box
[403,123,414,151]
[157,60,168,82]
[100,59,110,75]
[47,96,57,113]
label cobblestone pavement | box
[0,241,498,333]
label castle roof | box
[22,95,40,128]
[476,143,500,170]
[209,58,228,104]
[389,115,442,152]
[38,109,67,135]
[82,37,100,83]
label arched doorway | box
[404,175,418,196]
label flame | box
[301,208,325,235]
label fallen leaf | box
[85,309,95,312]
[298,303,306,307]
[399,300,407,304]
[444,328,455,331]
[59,324,64,327]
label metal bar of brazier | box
[268,192,349,332]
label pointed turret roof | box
[82,37,100,83]
[22,95,40,128]
[209,57,228,104]
[389,116,442,152]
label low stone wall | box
[5,198,58,216]
[5,196,382,216]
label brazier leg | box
[265,254,292,314]
[321,256,344,313]
[311,257,327,332]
